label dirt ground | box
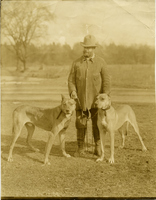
[1,100,156,198]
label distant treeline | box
[1,42,155,68]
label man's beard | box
[83,50,94,58]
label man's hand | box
[71,91,78,99]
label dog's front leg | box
[44,132,56,165]
[96,126,106,162]
[109,129,115,164]
[59,130,71,158]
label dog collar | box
[57,110,72,119]
[101,106,111,116]
[101,105,110,111]
[57,110,62,119]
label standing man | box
[68,35,111,157]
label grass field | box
[1,63,156,197]
[109,64,155,89]
[1,100,156,197]
[1,64,155,89]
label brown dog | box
[95,93,147,163]
[8,95,76,165]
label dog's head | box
[61,94,76,116]
[95,93,111,110]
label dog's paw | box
[34,148,40,152]
[42,163,51,166]
[65,154,71,158]
[43,159,51,166]
[142,146,147,151]
[118,145,124,149]
[42,162,51,166]
[96,157,104,162]
[109,157,114,164]
[63,153,71,158]
[8,157,13,162]
[29,146,40,152]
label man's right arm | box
[68,62,77,99]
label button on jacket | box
[68,55,111,111]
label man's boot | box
[74,128,86,157]
[93,127,101,156]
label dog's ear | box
[61,94,66,102]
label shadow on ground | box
[1,134,81,163]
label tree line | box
[1,1,154,72]
[1,42,155,71]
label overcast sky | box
[2,0,155,47]
[39,0,155,47]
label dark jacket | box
[68,55,111,111]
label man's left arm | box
[101,60,111,96]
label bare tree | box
[1,1,55,72]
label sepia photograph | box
[1,0,156,198]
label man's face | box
[83,47,95,58]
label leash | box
[85,128,88,152]
[76,97,89,152]
[76,97,98,154]
[76,97,98,120]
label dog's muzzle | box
[65,110,72,114]
[100,106,108,110]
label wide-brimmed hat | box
[80,35,97,47]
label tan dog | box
[95,93,147,164]
[8,95,76,165]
